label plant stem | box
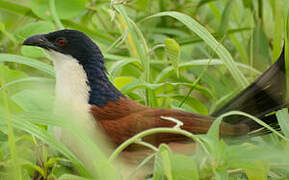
[108,128,205,162]
[0,75,21,179]
[49,0,64,29]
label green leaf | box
[218,0,233,36]
[214,169,228,180]
[11,89,53,112]
[242,0,253,8]
[155,59,260,83]
[0,92,23,114]
[115,5,154,106]
[108,59,141,76]
[0,0,35,18]
[58,174,91,180]
[170,154,199,180]
[172,96,208,115]
[14,21,55,58]
[20,46,45,58]
[250,24,271,70]
[197,0,217,9]
[121,80,213,99]
[0,65,28,85]
[0,54,55,77]
[165,38,180,77]
[154,144,199,180]
[30,0,88,20]
[113,76,135,89]
[207,114,224,139]
[159,144,173,180]
[6,116,89,177]
[273,0,283,61]
[144,11,249,88]
[20,159,46,178]
[134,0,151,11]
[276,108,289,139]
[15,21,55,41]
[245,162,268,180]
[0,22,5,31]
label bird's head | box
[23,29,104,66]
[23,29,123,106]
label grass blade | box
[143,11,249,88]
[0,54,55,77]
[276,108,289,139]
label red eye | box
[57,39,66,47]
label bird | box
[22,29,286,162]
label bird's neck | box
[48,51,124,108]
[81,58,124,106]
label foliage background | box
[1,0,289,179]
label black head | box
[23,29,104,65]
[23,29,124,106]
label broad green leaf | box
[30,0,88,20]
[165,38,180,77]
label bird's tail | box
[212,46,287,136]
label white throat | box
[48,50,90,109]
[47,49,94,137]
[47,50,97,148]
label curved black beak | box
[23,34,55,50]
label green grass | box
[0,0,289,179]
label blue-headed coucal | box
[22,29,287,161]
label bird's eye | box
[56,38,67,47]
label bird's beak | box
[23,34,55,50]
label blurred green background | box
[1,0,289,179]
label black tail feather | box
[211,46,287,134]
